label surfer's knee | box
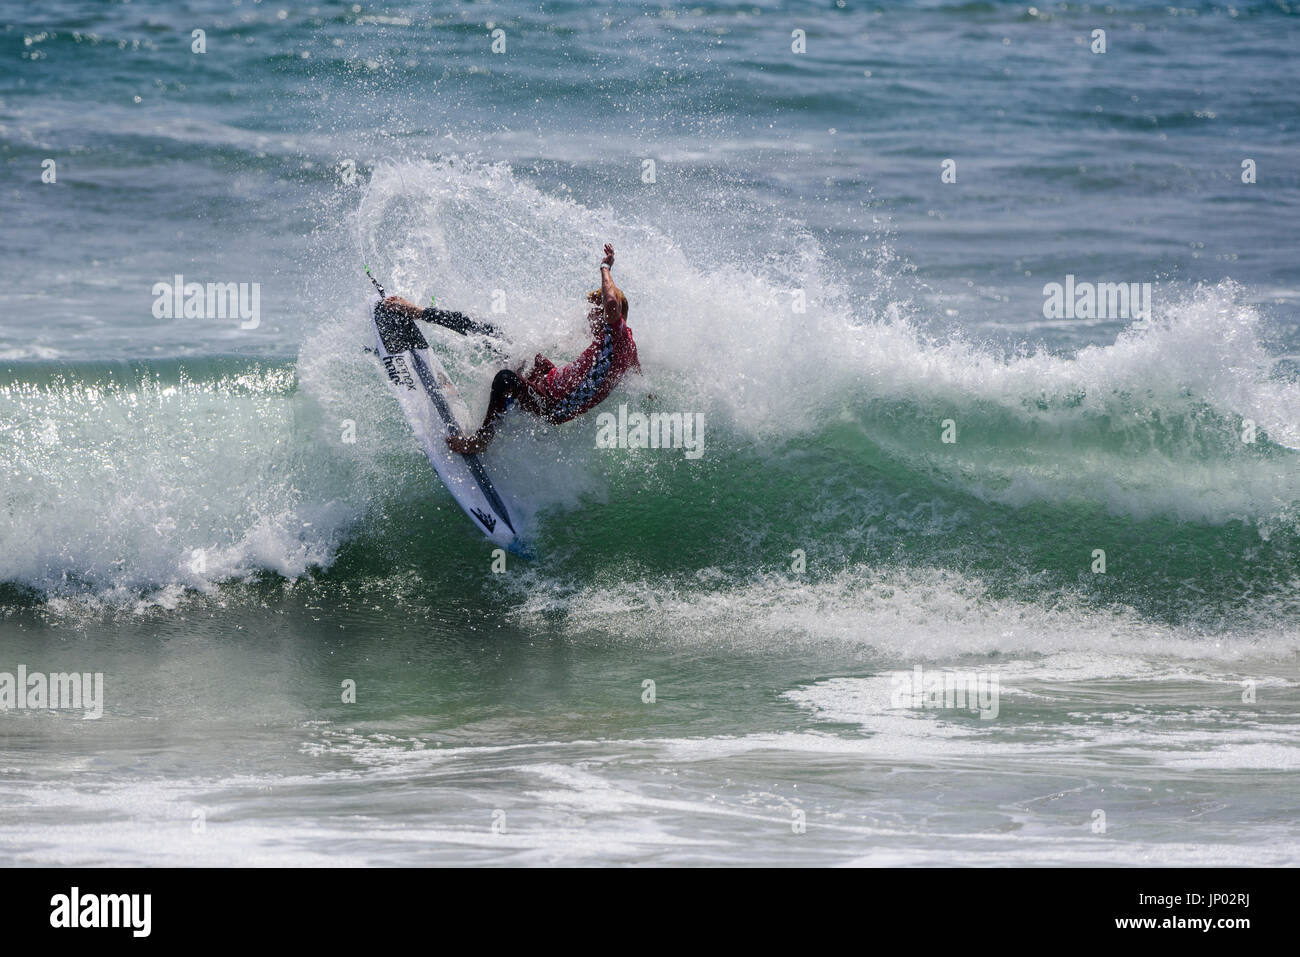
[491,369,524,399]
[488,369,526,416]
[489,369,545,418]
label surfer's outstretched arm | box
[598,243,620,324]
[421,305,502,338]
[378,296,502,339]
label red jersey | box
[524,311,640,424]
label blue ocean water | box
[1,1,1298,866]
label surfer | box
[379,243,639,455]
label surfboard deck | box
[369,300,527,555]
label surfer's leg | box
[419,306,502,339]
[446,370,543,454]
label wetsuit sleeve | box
[418,306,501,339]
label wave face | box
[3,159,1299,657]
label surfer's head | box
[587,286,629,323]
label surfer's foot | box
[446,432,490,455]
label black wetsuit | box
[373,299,502,339]
[418,306,501,339]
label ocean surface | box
[2,0,1299,865]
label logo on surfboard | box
[470,507,497,532]
[382,355,416,390]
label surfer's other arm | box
[598,243,621,326]
[377,296,501,339]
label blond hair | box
[588,286,629,320]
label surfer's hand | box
[601,243,614,269]
[380,296,419,319]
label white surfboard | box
[369,300,526,554]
